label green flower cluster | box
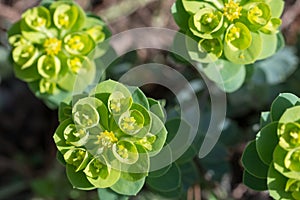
[172,0,284,64]
[242,93,300,200]
[8,0,109,104]
[54,80,167,195]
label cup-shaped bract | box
[53,80,168,195]
[242,93,300,200]
[8,0,110,107]
[172,0,284,65]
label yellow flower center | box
[223,0,242,21]
[58,13,70,27]
[96,130,118,148]
[44,38,62,56]
[117,145,129,159]
[110,99,122,113]
[227,26,241,41]
[32,16,46,27]
[121,117,137,132]
[67,36,84,51]
[69,57,82,74]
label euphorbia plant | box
[242,93,300,200]
[172,0,284,64]
[171,0,285,92]
[54,80,168,196]
[7,0,110,107]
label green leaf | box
[224,31,262,65]
[268,164,293,200]
[268,0,284,18]
[147,112,168,157]
[186,32,219,63]
[256,122,279,165]
[146,163,181,192]
[110,177,145,196]
[257,33,277,60]
[58,102,72,122]
[98,188,129,200]
[242,140,269,178]
[171,0,190,32]
[53,118,73,154]
[90,80,132,99]
[127,86,149,110]
[273,145,300,179]
[260,111,271,128]
[148,164,172,178]
[243,170,267,191]
[84,158,121,188]
[280,106,300,124]
[182,0,214,14]
[271,93,299,122]
[201,59,246,92]
[66,164,95,190]
[13,62,40,82]
[148,98,165,122]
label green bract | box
[172,0,284,65]
[8,0,110,107]
[53,80,168,196]
[242,93,300,200]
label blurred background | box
[0,0,300,199]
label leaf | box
[148,112,168,157]
[148,98,165,122]
[271,93,299,122]
[268,0,284,18]
[53,118,73,154]
[146,163,181,192]
[186,32,219,63]
[201,59,246,92]
[66,164,95,190]
[90,79,132,98]
[171,0,190,32]
[268,164,293,200]
[241,140,269,178]
[98,188,129,200]
[182,0,214,14]
[58,102,72,123]
[256,122,279,165]
[255,47,299,85]
[257,33,277,60]
[224,32,262,65]
[243,170,267,191]
[279,106,300,124]
[273,145,300,179]
[110,177,145,196]
[148,164,172,178]
[127,86,149,110]
[260,112,271,128]
[85,159,121,188]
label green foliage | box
[242,93,300,199]
[7,0,110,108]
[53,80,168,196]
[172,0,285,92]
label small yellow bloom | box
[96,130,118,148]
[223,0,242,21]
[67,36,84,51]
[44,38,62,55]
